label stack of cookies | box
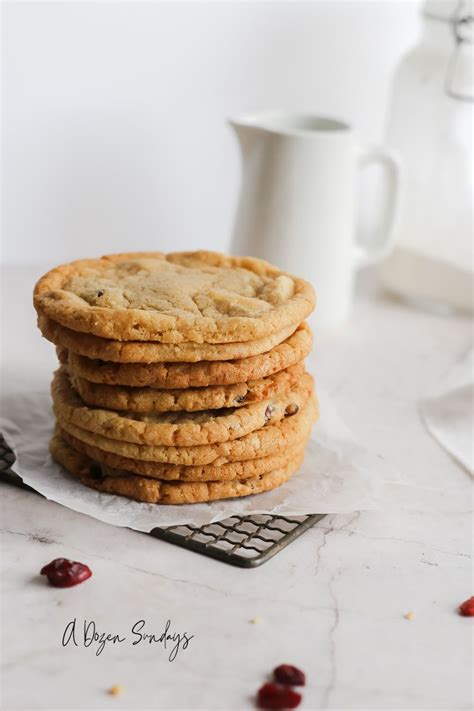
[33,251,318,505]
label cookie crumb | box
[404,611,415,620]
[250,616,262,625]
[107,684,123,697]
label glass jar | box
[380,0,473,314]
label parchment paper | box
[421,346,474,476]
[0,388,469,531]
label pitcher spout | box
[228,115,263,156]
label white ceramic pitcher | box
[229,111,401,327]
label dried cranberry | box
[274,664,306,686]
[264,405,274,422]
[257,682,301,710]
[459,596,474,616]
[88,462,103,480]
[284,404,299,418]
[40,558,92,588]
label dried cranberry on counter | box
[257,682,302,710]
[40,558,92,588]
[274,664,306,686]
[458,596,474,617]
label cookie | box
[52,366,314,445]
[62,323,312,387]
[55,395,318,465]
[60,426,306,481]
[34,251,315,343]
[68,362,305,413]
[39,314,299,363]
[50,431,305,504]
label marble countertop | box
[1,266,472,711]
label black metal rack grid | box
[0,433,324,568]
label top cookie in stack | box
[34,251,318,505]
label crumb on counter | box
[250,616,263,625]
[107,684,124,697]
[404,611,415,620]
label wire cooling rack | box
[149,513,325,567]
[0,433,325,568]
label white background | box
[2,1,420,265]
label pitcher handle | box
[353,146,401,269]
